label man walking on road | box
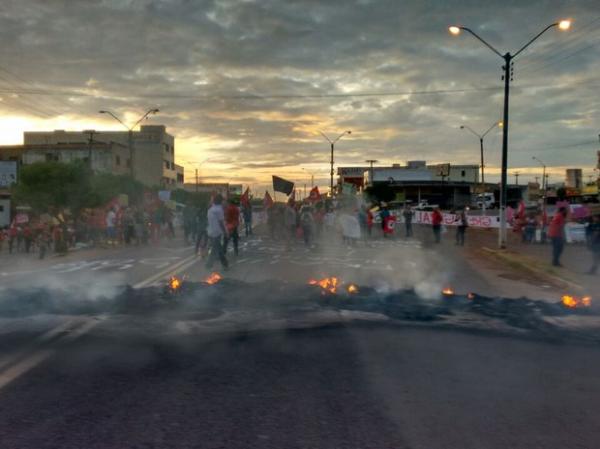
[548,207,567,267]
[432,207,443,244]
[284,200,297,249]
[205,194,229,270]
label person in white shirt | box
[205,194,229,270]
[106,208,117,244]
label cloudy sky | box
[1,0,599,191]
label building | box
[22,125,178,188]
[565,168,583,190]
[0,142,130,175]
[337,161,483,208]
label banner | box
[272,175,294,195]
[405,211,500,228]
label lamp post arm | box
[131,108,159,131]
[333,131,349,144]
[319,131,333,144]
[513,23,558,58]
[461,124,481,139]
[481,121,500,139]
[102,111,129,130]
[460,27,503,57]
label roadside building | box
[183,182,243,197]
[22,125,177,188]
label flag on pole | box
[240,187,250,208]
[272,175,295,195]
[308,186,321,202]
[263,191,274,208]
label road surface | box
[1,231,599,448]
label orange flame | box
[562,294,592,308]
[308,277,340,294]
[442,287,455,296]
[204,272,223,285]
[168,276,182,291]
[347,284,359,294]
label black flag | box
[272,175,295,195]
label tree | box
[11,161,93,213]
[90,173,145,207]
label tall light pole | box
[459,121,501,185]
[449,19,571,248]
[99,108,159,178]
[320,130,351,195]
[532,156,547,210]
[513,171,520,185]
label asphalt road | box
[1,230,599,448]
[1,321,600,449]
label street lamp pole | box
[302,168,315,188]
[460,121,501,186]
[365,159,378,188]
[449,20,571,248]
[99,108,159,178]
[320,130,351,195]
[532,156,547,210]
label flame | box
[561,294,592,308]
[168,276,182,291]
[347,284,359,294]
[308,277,340,294]
[204,272,223,285]
[442,287,455,296]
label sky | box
[0,0,599,192]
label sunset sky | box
[1,0,599,192]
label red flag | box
[240,187,250,208]
[263,191,274,208]
[308,186,321,202]
[517,200,526,220]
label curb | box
[480,247,583,292]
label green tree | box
[11,161,93,213]
[90,173,145,207]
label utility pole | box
[195,169,199,192]
[84,129,95,171]
[365,159,378,186]
[513,171,520,185]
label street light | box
[532,156,547,192]
[449,20,570,248]
[320,130,351,195]
[459,121,501,185]
[99,108,160,177]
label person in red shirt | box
[223,199,240,256]
[431,207,443,243]
[547,207,568,267]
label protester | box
[284,200,297,249]
[586,214,600,275]
[547,207,567,267]
[366,207,374,238]
[242,204,253,237]
[454,209,468,246]
[299,204,315,248]
[432,207,443,243]
[106,207,117,246]
[339,209,361,246]
[403,204,414,238]
[523,214,537,243]
[358,206,368,240]
[224,199,240,256]
[8,225,17,254]
[380,203,390,238]
[205,194,229,270]
[23,224,33,253]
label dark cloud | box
[0,0,599,184]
